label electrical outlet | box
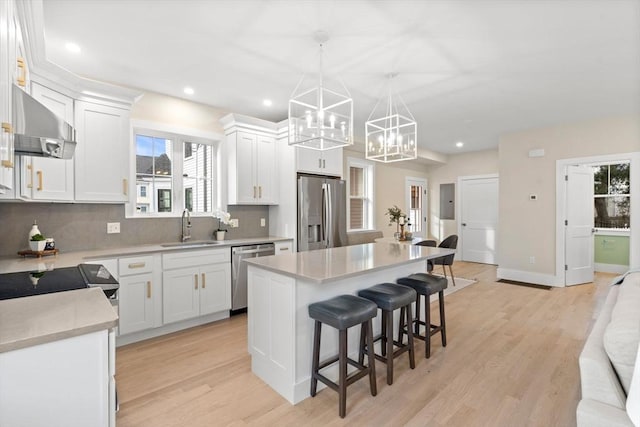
[260,218,266,227]
[529,256,535,264]
[230,218,239,228]
[107,222,120,234]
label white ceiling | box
[41,0,640,154]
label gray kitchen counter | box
[0,287,118,353]
[0,236,293,274]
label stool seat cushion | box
[358,283,417,311]
[397,273,448,295]
[308,295,378,330]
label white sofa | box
[577,272,640,426]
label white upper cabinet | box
[19,83,74,201]
[0,0,18,191]
[296,146,343,177]
[222,114,278,205]
[74,100,130,202]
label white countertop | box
[0,287,118,353]
[245,242,454,284]
[0,236,293,273]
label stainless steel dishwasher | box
[231,243,275,312]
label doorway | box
[406,177,427,238]
[458,174,499,264]
[555,152,639,286]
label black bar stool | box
[397,273,448,358]
[308,294,378,418]
[357,283,416,385]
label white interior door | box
[406,177,427,238]
[565,165,594,286]
[460,176,499,264]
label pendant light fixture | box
[365,73,417,162]
[288,31,353,151]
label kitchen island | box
[245,242,454,404]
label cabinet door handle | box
[146,281,152,298]
[123,178,128,196]
[259,186,262,198]
[201,273,205,289]
[323,159,326,169]
[253,186,257,198]
[26,164,33,188]
[1,123,14,169]
[195,274,198,290]
[16,58,26,87]
[128,262,145,269]
[36,170,43,191]
[318,158,322,168]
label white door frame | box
[555,151,640,286]
[456,173,499,262]
[405,176,427,238]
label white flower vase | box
[216,231,226,241]
[29,240,46,252]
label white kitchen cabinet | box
[227,130,277,204]
[74,100,130,202]
[162,248,231,324]
[296,146,343,177]
[117,255,156,335]
[0,0,18,191]
[0,329,115,427]
[19,82,74,201]
[274,240,293,255]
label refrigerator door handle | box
[321,183,327,245]
[326,183,332,247]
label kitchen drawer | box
[274,240,293,254]
[118,256,154,276]
[162,248,230,270]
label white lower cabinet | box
[116,255,157,336]
[162,248,231,325]
[0,329,115,427]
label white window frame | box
[346,157,375,231]
[126,120,223,218]
[592,160,631,231]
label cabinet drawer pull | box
[195,274,198,289]
[123,178,128,196]
[16,58,26,87]
[36,170,43,191]
[202,273,206,289]
[128,262,146,269]
[146,281,152,299]
[1,160,14,168]
[259,186,262,198]
[27,164,33,188]
[279,247,289,251]
[318,158,322,168]
[1,123,12,133]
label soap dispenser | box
[28,220,41,241]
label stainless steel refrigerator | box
[297,174,347,251]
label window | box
[131,127,218,217]
[347,158,374,231]
[593,162,630,229]
[408,183,424,234]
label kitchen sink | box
[160,241,224,248]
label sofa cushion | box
[604,272,640,395]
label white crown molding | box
[15,0,142,106]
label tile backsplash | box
[0,203,269,257]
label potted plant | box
[29,233,47,252]
[385,205,412,240]
[214,209,231,241]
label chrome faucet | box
[181,209,192,242]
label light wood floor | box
[116,262,615,427]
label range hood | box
[12,84,76,159]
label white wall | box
[498,115,640,279]
[426,150,499,241]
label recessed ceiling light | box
[263,99,273,107]
[65,42,81,53]
[183,87,194,95]
[456,141,464,148]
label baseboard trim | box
[594,263,629,274]
[496,268,563,287]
